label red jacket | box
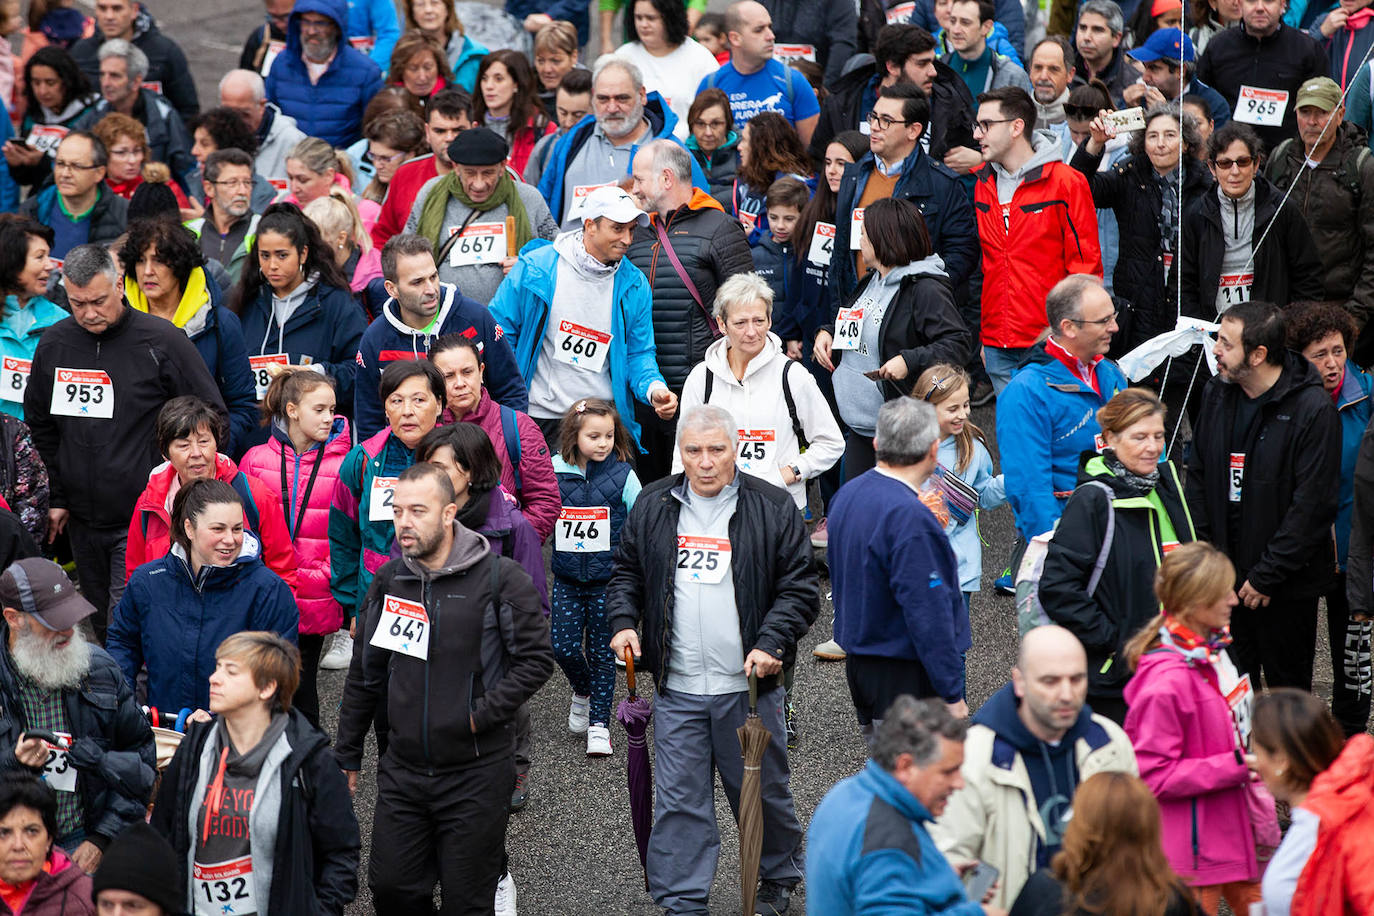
[1293,733,1374,916]
[125,453,299,590]
[506,115,557,180]
[369,153,439,250]
[973,153,1102,348]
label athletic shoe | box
[586,724,612,756]
[784,702,798,750]
[994,570,1015,595]
[756,880,792,915]
[318,633,353,670]
[495,871,517,916]
[810,518,828,547]
[509,772,529,812]
[971,379,995,407]
[568,694,590,734]
[813,639,846,661]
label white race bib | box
[572,181,615,205]
[0,357,30,403]
[739,209,759,235]
[447,222,507,266]
[25,124,67,158]
[194,856,257,916]
[886,0,916,21]
[370,594,431,660]
[368,476,398,522]
[40,732,75,793]
[833,307,864,350]
[1234,86,1288,127]
[555,507,610,553]
[1229,452,1244,503]
[736,429,775,473]
[248,353,288,400]
[50,368,113,418]
[807,222,836,265]
[1218,271,1253,310]
[849,208,865,250]
[348,35,376,52]
[261,39,286,75]
[676,535,731,585]
[772,43,816,63]
[552,320,611,373]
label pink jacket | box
[1124,646,1257,886]
[239,416,352,635]
[441,388,559,542]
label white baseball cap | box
[570,185,649,227]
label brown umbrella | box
[737,672,772,916]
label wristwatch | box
[788,464,802,480]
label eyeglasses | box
[865,111,914,130]
[973,117,1015,134]
[595,93,635,106]
[368,148,407,166]
[692,118,728,131]
[53,160,99,172]
[1064,105,1100,120]
[1212,155,1255,171]
[1069,310,1119,327]
[298,16,334,32]
[211,178,254,190]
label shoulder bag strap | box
[653,217,720,337]
[780,358,808,452]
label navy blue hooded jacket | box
[264,0,385,147]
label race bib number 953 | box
[51,368,113,418]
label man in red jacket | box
[972,86,1102,394]
[369,88,472,250]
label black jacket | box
[151,709,360,916]
[605,474,819,689]
[809,58,977,164]
[1010,869,1200,916]
[1195,21,1327,151]
[0,508,38,571]
[758,0,859,88]
[0,620,155,848]
[625,197,754,391]
[1177,176,1324,319]
[1070,146,1215,349]
[18,184,128,253]
[689,136,740,211]
[1184,350,1341,598]
[335,539,554,773]
[1039,455,1196,700]
[24,307,227,528]
[1073,47,1135,109]
[69,5,199,124]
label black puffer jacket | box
[1184,350,1341,599]
[69,4,199,123]
[0,620,155,848]
[605,473,819,690]
[626,193,754,391]
[1070,145,1214,350]
[1195,21,1327,152]
[758,0,859,87]
[1039,454,1196,701]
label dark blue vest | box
[552,457,632,582]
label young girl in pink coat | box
[239,368,352,728]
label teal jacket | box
[327,428,415,617]
[0,295,68,419]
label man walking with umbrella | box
[608,404,818,916]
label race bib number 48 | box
[0,357,30,403]
[370,594,431,660]
[807,222,836,265]
[555,507,610,553]
[51,368,113,418]
[676,535,732,585]
[1235,86,1288,127]
[194,856,257,916]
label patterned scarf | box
[1102,449,1159,494]
[1159,613,1232,665]
[1153,165,1181,260]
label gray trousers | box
[647,686,803,915]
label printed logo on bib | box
[833,307,864,350]
[1224,672,1254,747]
[24,124,67,157]
[39,732,74,793]
[675,535,731,584]
[1229,452,1244,503]
[849,208,865,250]
[261,39,286,74]
[1094,433,1105,453]
[368,476,398,522]
[370,594,431,660]
[348,35,376,52]
[736,429,775,472]
[142,80,162,96]
[0,357,31,403]
[268,178,288,193]
[572,181,615,203]
[1234,86,1288,127]
[772,43,816,62]
[194,856,257,916]
[555,507,610,553]
[248,353,288,400]
[553,321,612,373]
[447,222,506,266]
[886,0,916,21]
[51,368,113,418]
[1161,540,1180,555]
[1218,272,1253,309]
[807,222,836,265]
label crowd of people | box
[0,0,1365,912]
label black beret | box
[448,127,509,166]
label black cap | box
[90,823,181,913]
[448,127,509,166]
[0,558,95,632]
[127,181,179,222]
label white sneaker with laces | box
[318,633,354,670]
[494,871,517,916]
[586,724,612,756]
[568,694,590,733]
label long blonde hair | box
[911,364,984,474]
[1124,541,1236,670]
[303,187,372,254]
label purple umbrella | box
[616,647,654,889]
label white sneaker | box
[586,724,612,756]
[319,633,354,670]
[568,693,590,733]
[494,870,517,916]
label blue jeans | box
[983,345,1031,395]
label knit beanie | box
[127,163,180,222]
[90,822,183,914]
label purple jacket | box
[1124,646,1257,885]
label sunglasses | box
[1065,105,1100,120]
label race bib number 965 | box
[1235,86,1288,127]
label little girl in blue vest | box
[551,398,642,757]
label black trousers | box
[633,401,677,487]
[1229,593,1319,691]
[67,518,127,645]
[369,753,514,915]
[294,633,326,729]
[841,428,877,484]
[1326,572,1373,736]
[845,653,938,726]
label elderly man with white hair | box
[217,68,307,186]
[608,403,818,915]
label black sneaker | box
[756,880,792,915]
[509,771,529,812]
[784,702,798,750]
[971,379,995,407]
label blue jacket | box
[489,239,668,449]
[751,236,803,339]
[265,0,385,147]
[506,0,590,46]
[1310,5,1374,89]
[353,283,528,439]
[827,469,969,702]
[344,0,401,69]
[829,146,978,307]
[995,342,1129,541]
[807,760,985,916]
[449,33,487,92]
[1337,361,1373,566]
[536,92,709,223]
[0,295,67,420]
[238,279,367,418]
[107,535,299,714]
[912,0,1024,60]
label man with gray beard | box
[0,559,155,877]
